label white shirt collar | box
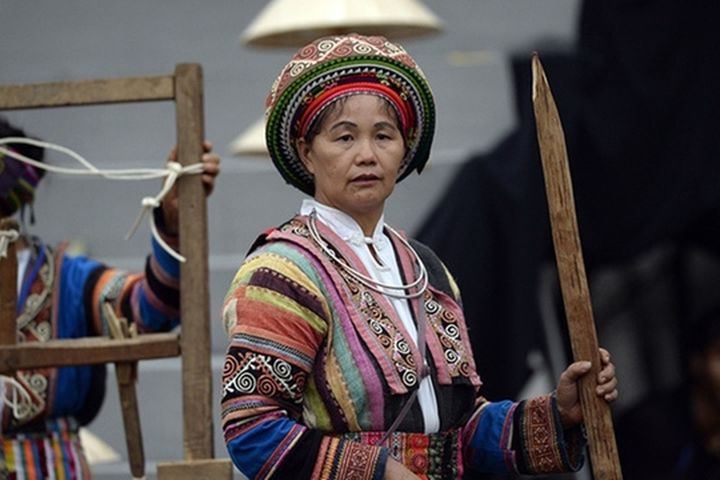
[300,199,388,249]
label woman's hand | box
[555,348,618,429]
[161,140,220,235]
[384,457,421,479]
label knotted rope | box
[0,137,203,262]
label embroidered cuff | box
[516,394,585,474]
[312,436,387,480]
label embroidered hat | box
[265,33,436,195]
[0,118,44,217]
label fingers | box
[167,140,214,163]
[165,141,220,198]
[597,356,618,402]
[167,146,178,162]
[561,360,592,385]
[200,151,220,195]
[599,348,611,365]
[597,377,618,402]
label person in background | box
[617,305,720,479]
[0,116,220,478]
[220,33,618,480]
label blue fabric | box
[17,240,45,314]
[139,235,180,331]
[469,400,515,472]
[151,233,179,279]
[226,417,298,479]
[138,293,177,331]
[51,253,102,417]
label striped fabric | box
[221,216,584,479]
[1,418,90,480]
[2,230,181,478]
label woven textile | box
[0,418,90,480]
[221,215,584,479]
[264,33,436,195]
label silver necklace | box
[307,210,428,299]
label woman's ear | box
[296,138,315,175]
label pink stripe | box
[307,245,386,428]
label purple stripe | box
[305,246,386,429]
[250,268,326,320]
[303,223,405,393]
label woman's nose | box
[355,138,377,164]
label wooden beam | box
[0,333,180,370]
[531,53,623,479]
[156,459,233,480]
[174,63,214,460]
[0,218,19,354]
[0,75,174,110]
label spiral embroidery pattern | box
[424,292,472,379]
[223,348,305,405]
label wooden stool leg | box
[105,303,146,478]
[157,458,233,480]
[0,218,19,354]
[116,361,145,479]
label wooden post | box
[174,63,214,460]
[157,459,233,480]
[1,67,232,477]
[531,54,623,480]
[0,218,19,362]
[105,303,145,479]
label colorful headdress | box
[0,117,45,219]
[264,33,436,195]
[0,147,42,218]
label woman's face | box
[296,95,405,229]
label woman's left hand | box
[555,348,618,430]
[161,140,220,235]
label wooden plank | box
[0,333,180,370]
[116,362,145,479]
[0,218,19,352]
[174,63,214,460]
[0,75,174,110]
[105,303,145,479]
[531,53,623,480]
[156,458,233,480]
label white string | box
[0,137,204,263]
[0,229,20,258]
[0,374,34,421]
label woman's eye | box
[337,134,352,142]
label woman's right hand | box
[385,457,421,479]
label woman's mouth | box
[352,174,380,184]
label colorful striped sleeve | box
[88,230,180,336]
[462,394,585,474]
[221,242,387,480]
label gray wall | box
[0,1,578,477]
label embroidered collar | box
[16,236,53,329]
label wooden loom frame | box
[0,65,232,479]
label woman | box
[0,116,220,478]
[221,33,617,479]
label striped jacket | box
[2,226,180,479]
[222,215,583,479]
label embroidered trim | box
[16,241,53,330]
[341,429,463,478]
[522,395,564,473]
